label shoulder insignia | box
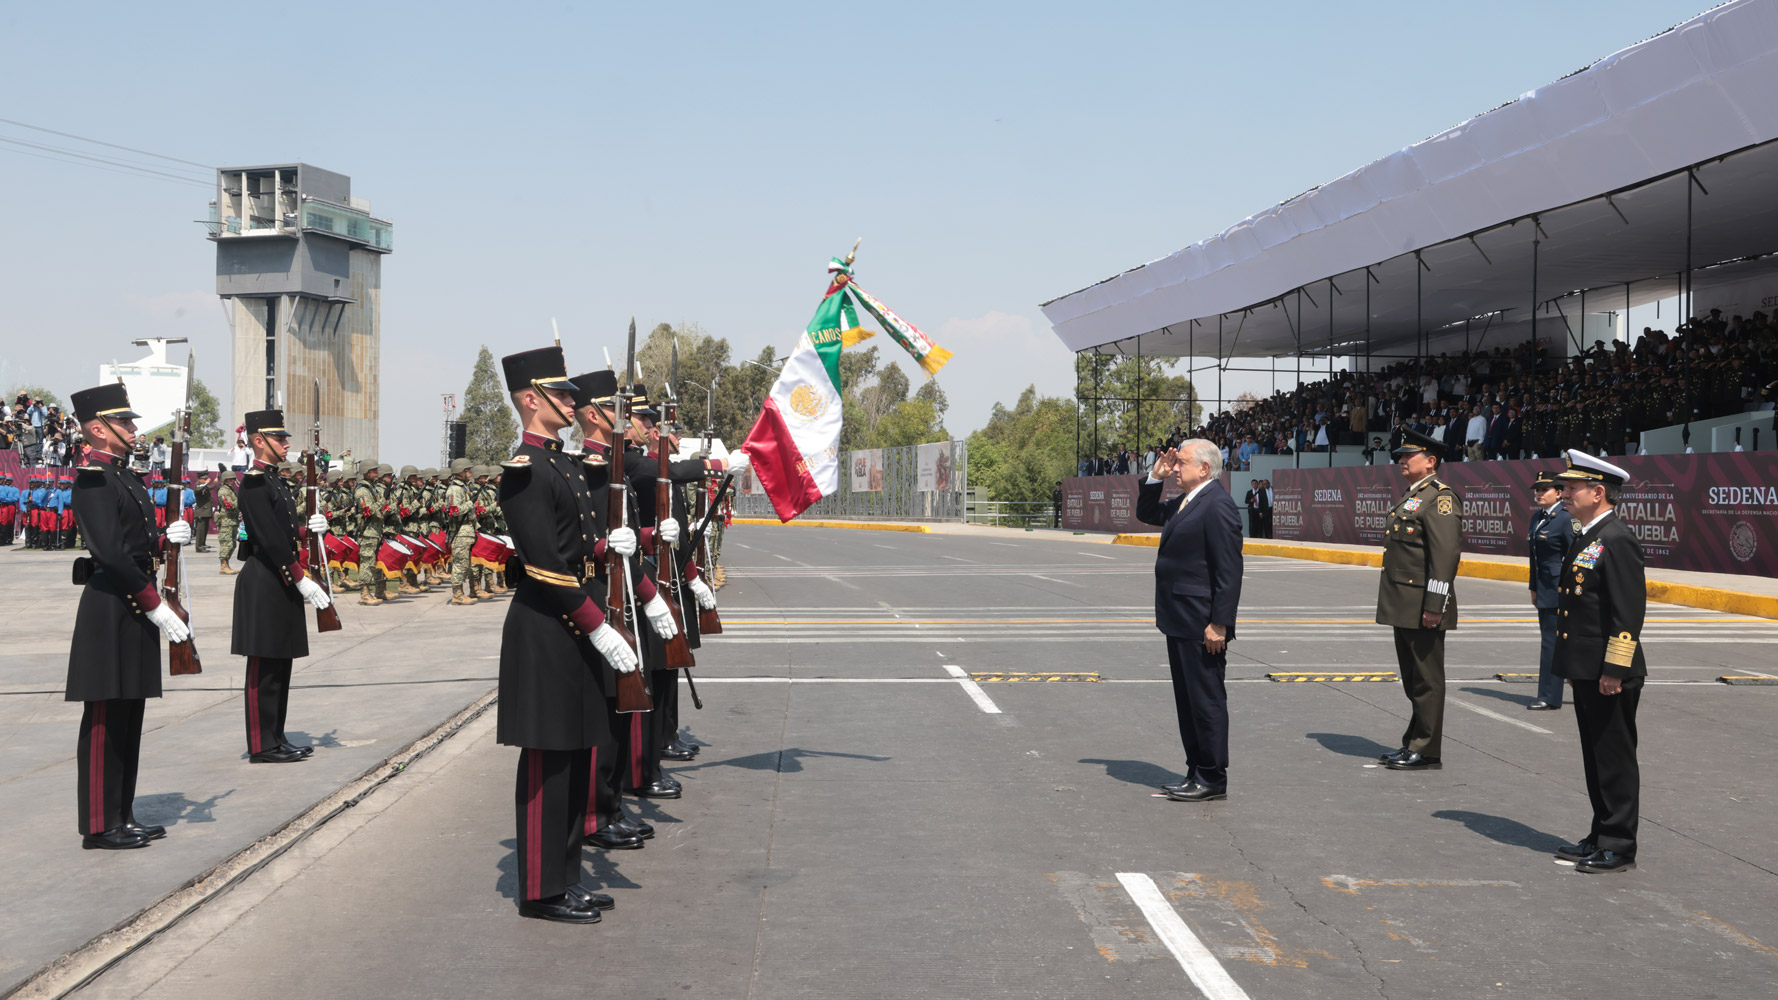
[1436,495,1454,516]
[75,465,107,482]
[502,454,532,469]
[244,468,265,476]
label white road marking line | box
[771,553,794,562]
[1447,697,1553,734]
[692,677,957,684]
[943,664,1002,714]
[940,554,975,562]
[873,544,897,549]
[990,542,1019,547]
[1077,551,1118,560]
[1115,873,1251,1000]
[1028,575,1079,586]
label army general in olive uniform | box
[1375,429,1463,771]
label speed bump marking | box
[1495,673,1539,683]
[1266,672,1397,683]
[1718,675,1778,686]
[970,672,1101,683]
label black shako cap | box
[569,369,619,408]
[244,409,291,438]
[502,347,576,393]
[70,383,141,423]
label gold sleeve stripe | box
[1604,632,1637,667]
[524,565,580,587]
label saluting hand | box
[1152,448,1180,481]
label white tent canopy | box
[1041,0,1778,361]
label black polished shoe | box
[280,742,315,757]
[1526,701,1561,711]
[123,820,167,841]
[587,828,646,851]
[1378,747,1410,763]
[670,740,701,756]
[1159,782,1192,796]
[1164,781,1228,802]
[1383,752,1442,771]
[660,744,697,761]
[82,827,151,850]
[1575,849,1636,874]
[635,780,681,799]
[1553,839,1598,863]
[566,884,616,910]
[248,747,308,763]
[518,893,601,923]
[613,818,655,840]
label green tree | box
[635,321,742,448]
[461,345,517,464]
[871,397,948,449]
[966,385,1080,504]
[1073,354,1200,456]
[713,345,779,448]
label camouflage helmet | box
[376,464,394,477]
[449,457,474,474]
[399,464,418,478]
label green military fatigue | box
[215,478,241,566]
[1376,472,1463,759]
[447,478,476,588]
[353,480,387,595]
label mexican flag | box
[740,283,860,522]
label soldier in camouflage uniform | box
[444,458,478,605]
[473,466,508,595]
[353,461,388,604]
[215,466,241,575]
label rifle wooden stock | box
[304,448,342,633]
[606,465,651,713]
[692,481,723,635]
[654,430,694,669]
[164,414,202,675]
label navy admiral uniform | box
[66,384,190,849]
[1375,430,1463,770]
[1551,451,1646,874]
[1526,471,1579,709]
[1135,452,1244,800]
[232,409,331,763]
[497,347,645,923]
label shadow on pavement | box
[1305,732,1395,759]
[134,789,234,826]
[674,748,890,774]
[1458,686,1539,708]
[1078,758,1183,789]
[495,838,646,900]
[1432,809,1569,853]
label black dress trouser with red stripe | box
[515,748,590,901]
[77,699,145,834]
[244,656,294,755]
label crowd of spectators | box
[1074,312,1777,474]
[2,393,85,466]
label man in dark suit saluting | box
[1136,439,1244,802]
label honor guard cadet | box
[497,346,642,923]
[231,410,335,764]
[66,383,192,849]
[1550,451,1646,874]
[1375,429,1463,771]
[1527,470,1579,710]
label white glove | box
[164,521,192,546]
[307,514,329,535]
[589,622,638,673]
[607,526,637,558]
[146,603,191,644]
[658,517,681,546]
[643,592,678,640]
[727,452,751,475]
[296,575,333,610]
[688,576,717,611]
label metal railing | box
[731,440,968,521]
[965,500,1057,528]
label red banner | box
[1059,474,1230,533]
[1260,453,1778,578]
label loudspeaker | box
[449,421,467,459]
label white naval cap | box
[1554,449,1630,486]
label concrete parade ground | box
[3,526,1777,999]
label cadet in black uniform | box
[231,410,334,764]
[1374,429,1463,771]
[497,347,648,924]
[1551,450,1646,874]
[66,383,192,849]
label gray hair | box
[1180,438,1223,478]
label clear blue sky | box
[0,0,1713,460]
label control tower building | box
[208,164,392,458]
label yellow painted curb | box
[731,517,931,533]
[1112,536,1778,621]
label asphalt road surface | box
[50,526,1778,999]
